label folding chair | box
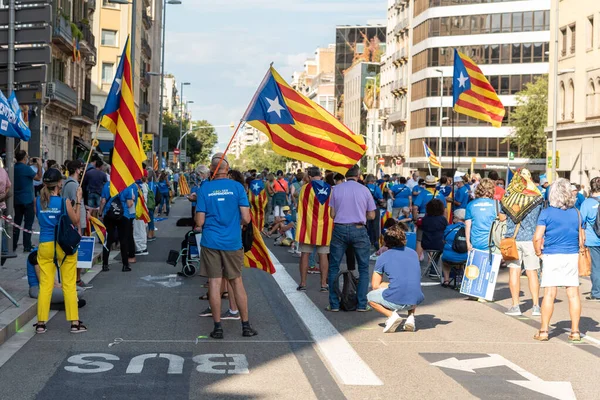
[445,261,465,289]
[422,250,442,281]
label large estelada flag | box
[296,180,333,246]
[244,219,275,274]
[243,67,366,175]
[248,179,267,231]
[423,141,443,168]
[100,36,146,196]
[452,49,505,127]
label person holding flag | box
[248,176,268,233]
[295,167,333,292]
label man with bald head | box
[195,153,256,339]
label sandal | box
[533,330,549,341]
[441,281,450,288]
[199,293,209,300]
[568,331,582,343]
[33,322,47,334]
[210,327,224,339]
[70,321,88,334]
[221,292,229,299]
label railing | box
[78,22,97,56]
[82,100,97,121]
[141,37,152,59]
[388,110,407,124]
[139,103,150,116]
[391,79,406,93]
[52,14,73,47]
[47,80,78,110]
[142,9,153,29]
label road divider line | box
[269,250,383,386]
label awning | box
[98,140,114,154]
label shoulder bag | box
[577,210,592,277]
[499,223,520,261]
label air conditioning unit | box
[46,82,56,99]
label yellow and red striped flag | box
[379,210,393,248]
[136,188,151,223]
[248,179,267,231]
[452,49,505,127]
[243,67,366,175]
[244,218,275,274]
[179,174,190,195]
[423,141,442,169]
[86,216,107,249]
[100,36,146,196]
[296,180,333,246]
[153,153,158,171]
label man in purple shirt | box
[328,165,376,311]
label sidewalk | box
[0,225,103,347]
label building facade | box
[291,45,336,115]
[230,125,269,159]
[406,0,551,175]
[547,0,600,185]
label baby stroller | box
[167,230,201,277]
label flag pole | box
[427,163,433,176]
[211,119,245,180]
[79,121,101,187]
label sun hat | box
[424,175,437,186]
[282,206,291,212]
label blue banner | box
[77,236,96,269]
[459,249,501,301]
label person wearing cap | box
[412,175,446,259]
[195,153,257,339]
[33,168,86,334]
[268,205,296,246]
[272,170,289,218]
[63,160,92,290]
[453,175,470,211]
[327,164,377,312]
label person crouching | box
[367,224,424,333]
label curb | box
[0,251,103,348]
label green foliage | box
[161,113,218,165]
[230,142,289,172]
[505,75,548,158]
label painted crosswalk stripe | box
[269,251,383,386]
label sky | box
[164,0,387,152]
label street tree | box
[231,142,289,171]
[162,114,218,164]
[505,75,548,159]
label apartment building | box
[91,0,162,155]
[407,0,551,174]
[42,0,98,162]
[547,0,600,185]
[230,125,268,158]
[291,45,336,114]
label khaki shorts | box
[200,247,243,279]
[298,243,330,254]
[506,241,540,271]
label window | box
[491,14,501,33]
[587,16,594,49]
[560,27,567,56]
[587,79,596,118]
[102,0,117,7]
[522,43,532,62]
[101,29,117,46]
[568,79,575,120]
[569,24,576,54]
[533,42,543,62]
[533,11,545,32]
[523,11,533,32]
[501,13,511,33]
[102,62,114,83]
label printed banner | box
[459,249,501,301]
[77,236,96,269]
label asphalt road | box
[0,198,598,400]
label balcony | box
[388,110,407,125]
[139,103,150,118]
[394,18,409,36]
[391,79,407,95]
[140,71,150,88]
[52,14,73,53]
[380,107,391,119]
[142,9,153,29]
[87,0,96,12]
[391,49,407,66]
[72,100,97,125]
[141,37,152,59]
[143,0,151,7]
[78,22,97,58]
[394,0,407,9]
[47,80,77,111]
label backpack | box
[335,270,358,311]
[593,198,600,238]
[445,225,468,253]
[242,222,254,252]
[488,201,507,255]
[55,199,81,260]
[105,195,124,221]
[146,188,156,210]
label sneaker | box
[403,316,416,332]
[357,306,372,312]
[585,296,600,301]
[77,280,93,289]
[383,311,403,333]
[369,252,379,261]
[320,285,329,293]
[135,250,149,256]
[210,327,224,339]
[221,310,241,320]
[199,307,212,317]
[296,285,306,292]
[531,305,541,316]
[147,237,157,242]
[505,305,522,316]
[78,299,87,308]
[307,266,321,274]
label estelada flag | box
[296,180,333,246]
[248,179,267,231]
[136,187,150,223]
[379,209,393,248]
[244,218,275,274]
[179,174,190,195]
[86,215,107,249]
[243,67,366,175]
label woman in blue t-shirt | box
[441,208,468,287]
[533,178,582,343]
[465,178,497,252]
[33,169,86,334]
[157,172,171,216]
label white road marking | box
[432,354,576,400]
[562,328,600,346]
[269,250,383,386]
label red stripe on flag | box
[460,57,484,74]
[465,88,504,109]
[468,77,501,98]
[321,197,331,246]
[310,191,319,244]
[298,185,311,243]
[456,99,504,122]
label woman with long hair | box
[33,169,86,334]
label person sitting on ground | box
[270,206,295,246]
[367,225,424,333]
[441,209,468,287]
[27,250,86,309]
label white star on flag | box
[266,96,285,118]
[252,183,260,191]
[457,72,469,88]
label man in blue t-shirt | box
[412,176,446,217]
[453,176,470,210]
[13,150,42,251]
[195,153,256,339]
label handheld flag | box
[100,36,146,196]
[153,153,159,171]
[136,188,151,223]
[296,180,333,246]
[423,141,443,168]
[379,209,393,248]
[1,91,31,141]
[248,179,267,232]
[244,219,276,274]
[452,49,505,127]
[179,174,191,195]
[243,67,366,175]
[86,216,107,249]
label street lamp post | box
[551,0,559,183]
[183,100,194,169]
[178,82,191,168]
[109,0,138,91]
[435,69,444,179]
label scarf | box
[500,168,542,223]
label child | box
[367,225,424,333]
